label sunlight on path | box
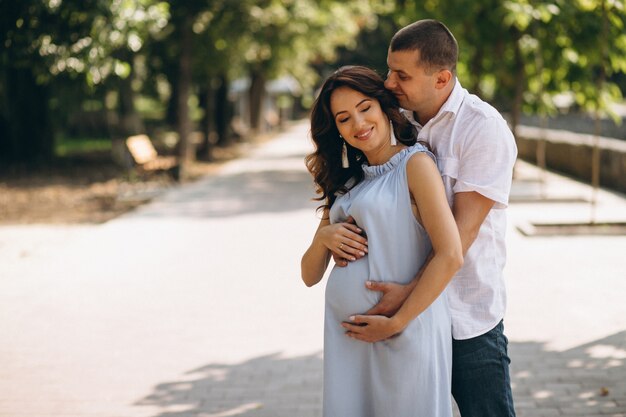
[1,120,625,416]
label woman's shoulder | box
[405,144,439,179]
[405,142,436,165]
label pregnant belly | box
[325,257,380,322]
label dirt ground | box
[0,146,242,225]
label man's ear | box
[434,69,453,90]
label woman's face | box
[329,86,390,155]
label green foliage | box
[55,136,112,157]
[1,0,169,86]
[561,0,625,118]
[218,0,378,89]
[379,0,626,122]
[2,0,626,163]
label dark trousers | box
[452,320,516,417]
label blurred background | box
[1,3,626,416]
[0,0,625,222]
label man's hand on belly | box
[342,282,413,342]
[362,280,413,317]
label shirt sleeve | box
[453,115,518,209]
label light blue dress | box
[324,144,452,417]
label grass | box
[55,136,112,157]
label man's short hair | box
[390,19,458,74]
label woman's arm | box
[301,210,368,287]
[301,215,332,287]
[389,152,463,329]
[343,152,463,340]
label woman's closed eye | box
[337,105,371,123]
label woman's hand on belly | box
[318,216,368,265]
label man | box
[339,20,518,416]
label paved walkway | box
[0,120,625,417]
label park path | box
[1,120,625,417]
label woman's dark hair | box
[306,65,417,213]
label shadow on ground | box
[511,331,626,416]
[130,168,317,219]
[136,352,323,417]
[135,332,626,417]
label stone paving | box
[0,120,625,416]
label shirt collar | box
[439,78,464,118]
[399,78,464,128]
[400,107,420,127]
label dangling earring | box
[341,140,349,168]
[390,120,397,146]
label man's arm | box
[343,154,467,342]
[347,191,494,341]
[452,191,495,256]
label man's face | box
[385,49,437,117]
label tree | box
[191,0,253,157]
[236,0,380,132]
[557,0,626,219]
[0,0,169,163]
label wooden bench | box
[125,134,179,180]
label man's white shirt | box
[402,79,518,340]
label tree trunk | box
[507,27,525,181]
[591,113,601,222]
[196,82,215,161]
[118,59,144,136]
[166,70,179,128]
[590,0,608,224]
[461,21,483,94]
[176,16,194,178]
[0,67,53,164]
[510,30,524,142]
[215,74,233,147]
[248,69,266,134]
[534,36,547,198]
[469,41,484,95]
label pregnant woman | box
[301,66,463,417]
